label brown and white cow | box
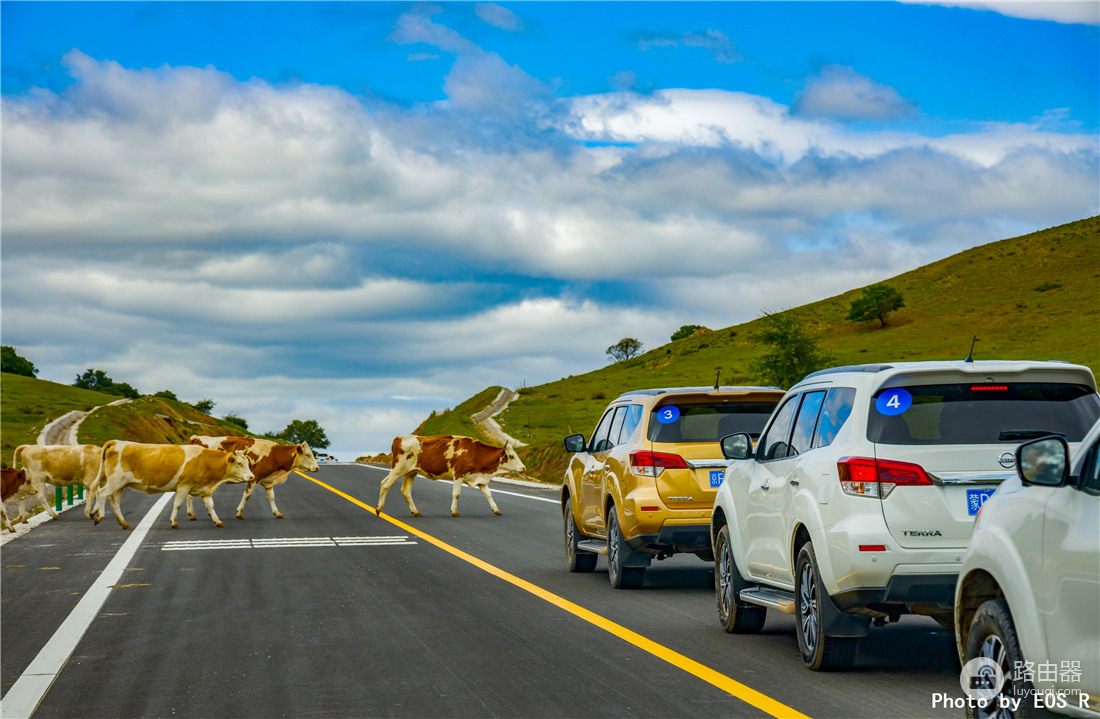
[91,441,254,529]
[2,468,30,532]
[377,435,526,517]
[187,436,319,519]
[12,444,103,521]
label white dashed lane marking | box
[161,536,417,551]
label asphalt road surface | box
[2,464,968,719]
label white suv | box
[710,360,1099,671]
[954,420,1100,718]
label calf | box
[377,435,525,517]
[91,441,253,529]
[12,444,103,521]
[1,468,30,532]
[188,436,319,519]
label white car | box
[954,420,1100,718]
[710,360,1099,671]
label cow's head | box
[294,443,320,472]
[499,441,525,475]
[225,450,255,484]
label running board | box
[739,587,796,614]
[576,539,608,555]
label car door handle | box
[790,478,800,487]
[761,481,770,492]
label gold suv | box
[562,386,784,588]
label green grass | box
[414,386,505,442]
[1,373,246,467]
[430,216,1100,482]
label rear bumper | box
[626,523,711,555]
[832,573,959,611]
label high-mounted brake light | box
[838,457,932,499]
[630,451,688,477]
[971,385,1008,391]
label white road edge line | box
[353,463,560,502]
[486,488,559,504]
[1,493,171,719]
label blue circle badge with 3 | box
[876,388,912,416]
[656,406,680,424]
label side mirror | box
[721,433,753,461]
[564,434,586,453]
[1016,435,1069,487]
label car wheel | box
[607,509,644,589]
[715,525,766,633]
[795,543,857,671]
[965,599,1034,719]
[564,497,597,573]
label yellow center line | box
[300,472,811,719]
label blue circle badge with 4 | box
[656,406,680,424]
[876,388,912,416]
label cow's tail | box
[88,441,116,515]
[12,445,27,469]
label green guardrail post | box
[55,487,62,512]
[78,485,84,500]
[67,485,74,506]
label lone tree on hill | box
[670,324,703,341]
[277,419,330,449]
[1,346,38,377]
[606,337,644,362]
[748,310,834,389]
[847,283,905,328]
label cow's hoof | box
[451,512,460,518]
[188,516,197,521]
[374,508,381,516]
[412,511,422,517]
[93,516,102,525]
[215,521,224,528]
[170,523,179,529]
[494,510,502,515]
[120,524,132,530]
[236,513,244,520]
[275,513,284,519]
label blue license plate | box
[967,489,995,516]
[710,470,724,488]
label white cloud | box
[899,1,1100,25]
[475,3,523,32]
[794,65,917,122]
[635,29,739,63]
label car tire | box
[715,525,766,633]
[607,509,644,589]
[564,497,597,573]
[965,599,1035,719]
[795,543,857,671]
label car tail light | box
[859,545,887,552]
[630,451,688,478]
[838,457,932,499]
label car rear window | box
[647,401,781,443]
[867,383,1100,445]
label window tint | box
[867,383,1100,445]
[607,406,627,448]
[1079,439,1100,493]
[588,409,616,453]
[789,391,827,457]
[759,396,799,461]
[618,404,644,444]
[646,401,781,443]
[813,387,857,449]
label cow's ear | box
[296,445,303,454]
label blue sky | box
[2,1,1097,457]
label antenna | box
[714,368,721,391]
[964,335,979,363]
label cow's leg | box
[83,482,96,519]
[450,478,464,517]
[186,495,198,521]
[16,497,30,524]
[235,482,258,520]
[263,485,283,519]
[1,503,13,533]
[201,495,225,527]
[34,480,60,520]
[376,469,403,515]
[107,489,130,530]
[169,488,189,529]
[478,483,502,515]
[398,473,421,517]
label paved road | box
[2,464,966,718]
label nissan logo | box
[998,452,1016,469]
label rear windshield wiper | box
[998,430,1065,441]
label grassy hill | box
[427,216,1100,482]
[0,373,246,467]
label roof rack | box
[615,385,782,399]
[801,364,895,381]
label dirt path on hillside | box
[36,398,131,446]
[471,389,525,447]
